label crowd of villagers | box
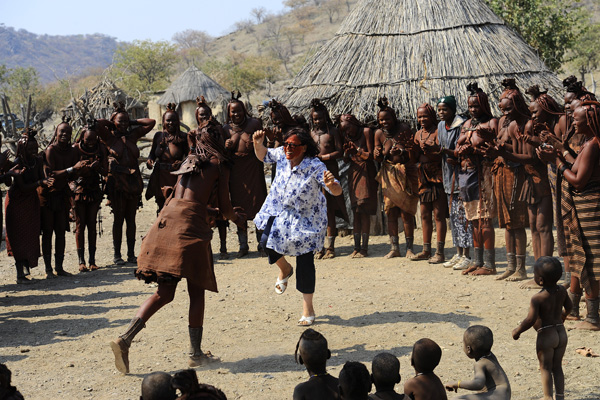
[1,75,600,332]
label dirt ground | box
[0,195,599,400]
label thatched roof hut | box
[64,78,145,129]
[150,65,229,128]
[282,0,564,122]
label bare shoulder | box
[247,118,262,131]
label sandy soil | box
[0,196,599,400]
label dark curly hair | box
[283,127,319,158]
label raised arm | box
[131,118,156,141]
[253,130,268,161]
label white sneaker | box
[443,254,461,268]
[453,257,473,270]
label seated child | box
[445,325,511,399]
[140,371,176,400]
[369,352,404,399]
[403,338,447,400]
[293,329,340,400]
[369,353,404,400]
[339,361,372,400]
[512,256,572,400]
[171,369,227,400]
[0,364,24,400]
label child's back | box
[294,374,340,400]
[404,338,447,400]
[404,373,447,400]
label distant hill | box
[0,25,118,83]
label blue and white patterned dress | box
[254,147,337,256]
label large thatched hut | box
[282,0,564,122]
[63,78,145,130]
[149,65,230,130]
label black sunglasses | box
[283,142,303,149]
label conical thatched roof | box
[282,0,564,122]
[63,78,145,129]
[157,65,229,105]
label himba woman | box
[5,129,53,283]
[537,100,600,331]
[493,79,530,282]
[374,97,418,258]
[145,103,188,214]
[309,99,348,259]
[193,96,231,259]
[72,118,107,272]
[456,83,497,275]
[410,103,447,264]
[97,102,155,265]
[436,96,473,270]
[338,113,377,258]
[110,123,246,373]
[223,92,266,257]
[267,99,302,148]
[542,77,597,298]
[40,117,86,277]
[520,87,560,256]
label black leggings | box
[266,249,315,294]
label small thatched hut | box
[150,65,230,129]
[63,78,145,129]
[282,0,564,122]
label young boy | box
[140,371,176,400]
[293,329,340,400]
[339,361,372,400]
[404,338,448,400]
[445,325,511,399]
[512,256,572,400]
[369,352,404,399]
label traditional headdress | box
[109,101,128,122]
[563,76,596,101]
[310,98,333,126]
[377,96,398,124]
[466,82,493,119]
[499,79,531,118]
[416,103,438,125]
[268,98,297,127]
[226,91,250,124]
[525,85,563,117]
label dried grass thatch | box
[63,78,145,130]
[157,65,229,105]
[282,0,564,122]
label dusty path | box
[0,197,598,399]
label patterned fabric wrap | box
[561,182,600,292]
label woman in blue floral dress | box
[253,127,342,326]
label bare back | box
[404,374,448,400]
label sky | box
[1,0,288,42]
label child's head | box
[411,338,442,373]
[339,361,372,399]
[140,371,176,400]
[463,325,494,359]
[371,352,401,389]
[295,329,331,370]
[533,256,563,287]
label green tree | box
[113,40,178,97]
[4,67,41,110]
[201,53,282,94]
[485,0,585,71]
[569,23,600,86]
